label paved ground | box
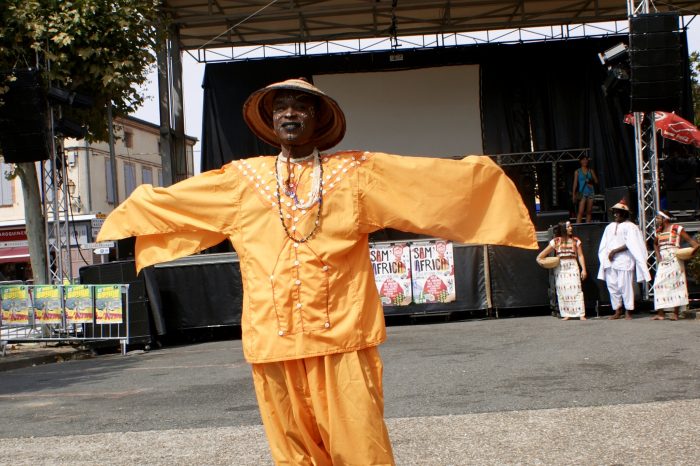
[1,313,699,465]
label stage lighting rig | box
[598,42,628,66]
[599,43,630,98]
[601,63,630,97]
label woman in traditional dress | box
[537,221,588,320]
[572,155,599,223]
[652,210,699,320]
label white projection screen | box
[313,65,482,158]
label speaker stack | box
[0,69,50,163]
[572,222,610,307]
[629,13,683,113]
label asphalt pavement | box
[1,313,699,465]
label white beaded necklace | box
[275,149,322,210]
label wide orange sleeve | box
[96,165,238,272]
[358,153,537,249]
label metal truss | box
[187,21,633,63]
[487,148,589,209]
[632,112,660,276]
[487,148,589,166]
[164,0,691,52]
[627,0,661,298]
[42,108,73,284]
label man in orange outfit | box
[98,78,537,465]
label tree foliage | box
[0,0,164,141]
[690,51,700,126]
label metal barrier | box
[0,284,131,355]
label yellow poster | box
[0,285,31,325]
[32,285,63,325]
[95,285,123,324]
[64,285,94,324]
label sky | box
[132,19,700,174]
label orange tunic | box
[97,151,536,363]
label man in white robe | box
[597,199,651,319]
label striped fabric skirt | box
[554,258,585,318]
[654,247,689,310]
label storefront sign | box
[0,228,27,242]
[80,242,115,250]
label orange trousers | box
[251,346,395,466]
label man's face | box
[272,91,317,146]
[613,210,624,223]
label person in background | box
[597,199,651,320]
[97,78,537,465]
[537,221,587,320]
[652,210,699,320]
[572,155,599,223]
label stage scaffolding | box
[628,0,661,297]
[161,4,677,297]
[186,21,634,63]
[43,108,73,285]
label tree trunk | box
[15,162,48,285]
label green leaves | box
[690,51,700,126]
[0,0,165,141]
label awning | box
[0,246,30,264]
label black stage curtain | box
[482,38,635,203]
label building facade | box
[0,116,196,281]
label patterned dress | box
[550,236,585,318]
[654,224,688,310]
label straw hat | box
[610,198,630,212]
[537,256,560,269]
[242,78,346,151]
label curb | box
[0,349,94,373]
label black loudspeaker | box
[571,222,610,307]
[629,13,682,112]
[0,69,50,163]
[666,189,698,211]
[116,237,136,260]
[535,210,570,231]
[605,186,637,221]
